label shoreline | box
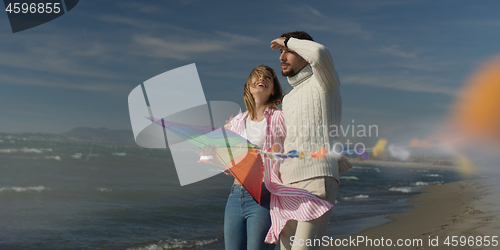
[322,177,500,249]
[348,158,458,170]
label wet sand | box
[322,177,500,249]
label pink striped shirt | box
[229,107,333,244]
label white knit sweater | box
[279,37,342,185]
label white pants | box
[279,177,339,250]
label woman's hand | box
[338,156,353,173]
[201,144,216,159]
[224,115,234,130]
[200,144,228,173]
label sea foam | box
[388,187,412,193]
[0,148,18,153]
[0,186,48,192]
[340,176,359,180]
[45,156,61,161]
[126,238,219,250]
[342,194,369,200]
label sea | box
[0,140,471,250]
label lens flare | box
[451,56,500,142]
[372,138,387,157]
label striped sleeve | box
[228,112,247,135]
[263,109,333,244]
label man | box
[270,31,343,250]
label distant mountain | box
[63,127,135,144]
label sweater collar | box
[288,64,313,88]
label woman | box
[222,65,283,250]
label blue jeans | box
[224,184,275,250]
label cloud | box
[0,72,131,95]
[94,14,263,60]
[283,4,373,40]
[343,74,458,96]
[119,1,168,14]
[0,106,58,119]
[374,46,461,72]
[0,12,262,93]
[131,31,261,60]
[338,42,468,96]
[0,37,128,81]
[95,14,188,32]
[133,35,224,60]
[338,0,421,11]
[380,45,419,59]
[452,19,500,29]
[342,106,413,119]
[0,36,136,96]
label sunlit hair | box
[243,65,283,120]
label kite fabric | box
[147,116,266,203]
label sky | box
[1,0,499,146]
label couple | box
[220,31,350,250]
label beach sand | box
[322,176,500,249]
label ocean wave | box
[0,186,48,193]
[353,166,371,170]
[413,181,443,186]
[71,153,83,159]
[426,174,441,177]
[45,156,61,161]
[415,182,429,186]
[20,148,43,153]
[415,169,429,172]
[126,238,219,250]
[0,148,53,154]
[97,188,112,192]
[388,187,412,193]
[342,194,369,200]
[0,148,18,153]
[340,176,359,180]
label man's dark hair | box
[280,31,313,41]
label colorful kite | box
[146,116,266,203]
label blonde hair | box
[243,65,283,120]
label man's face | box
[279,48,308,77]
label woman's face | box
[249,71,275,102]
